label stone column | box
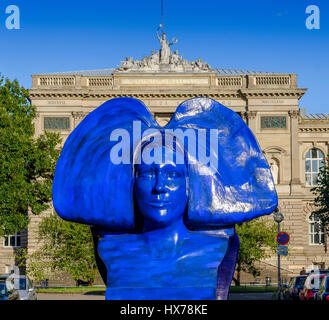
[246,111,257,134]
[33,112,42,137]
[289,110,302,194]
[72,111,89,128]
[239,112,248,124]
[239,111,257,133]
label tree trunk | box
[233,265,241,286]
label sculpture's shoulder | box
[97,229,232,263]
[98,233,146,257]
[98,230,231,252]
[179,230,230,256]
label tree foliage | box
[0,74,61,236]
[29,214,97,284]
[311,154,329,235]
[234,218,277,285]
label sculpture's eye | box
[137,170,155,179]
[165,170,182,179]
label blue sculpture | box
[52,97,278,300]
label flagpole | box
[161,0,164,35]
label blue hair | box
[52,97,278,232]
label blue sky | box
[0,0,328,114]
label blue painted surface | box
[53,97,278,300]
[98,221,229,300]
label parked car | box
[14,276,37,300]
[282,275,307,300]
[299,273,329,301]
[0,274,37,300]
[315,275,329,301]
[0,280,8,301]
[309,269,329,275]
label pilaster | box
[72,111,89,128]
[289,110,302,194]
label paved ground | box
[37,293,105,300]
[228,292,274,300]
[37,292,274,300]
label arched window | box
[305,148,324,186]
[309,213,325,245]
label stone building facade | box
[1,43,329,284]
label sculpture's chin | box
[136,205,185,230]
[141,215,180,230]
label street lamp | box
[273,210,284,224]
[273,208,284,300]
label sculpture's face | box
[134,148,188,230]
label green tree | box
[234,218,277,286]
[0,74,61,236]
[311,154,329,238]
[30,213,97,285]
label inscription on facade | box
[145,100,183,107]
[47,101,66,105]
[261,100,285,105]
[218,100,232,106]
[261,116,287,129]
[120,78,209,86]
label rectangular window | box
[261,116,287,129]
[309,217,325,245]
[44,117,70,130]
[3,232,21,248]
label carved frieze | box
[261,116,287,129]
[44,117,70,130]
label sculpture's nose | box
[153,173,167,194]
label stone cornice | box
[299,119,329,125]
[28,90,242,99]
[299,127,329,133]
[239,88,307,99]
[28,88,307,100]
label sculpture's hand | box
[169,37,178,46]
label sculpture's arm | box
[156,30,161,41]
[169,38,178,46]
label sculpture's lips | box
[146,201,171,208]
